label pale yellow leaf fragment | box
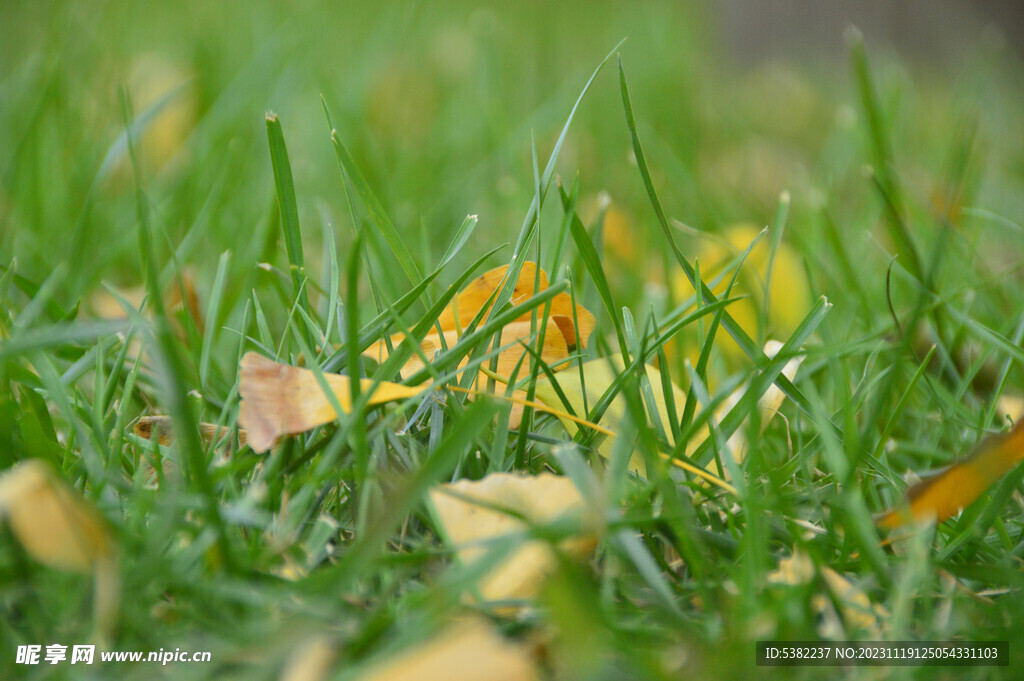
[820,566,890,637]
[355,618,538,681]
[279,634,336,681]
[768,549,889,638]
[766,549,814,586]
[430,473,595,603]
[718,339,805,468]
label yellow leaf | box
[429,472,596,603]
[360,262,594,430]
[0,460,113,573]
[438,262,594,346]
[671,224,811,364]
[766,549,814,586]
[238,353,428,453]
[354,617,538,681]
[0,460,119,641]
[366,320,569,384]
[364,262,595,364]
[878,417,1024,529]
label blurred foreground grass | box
[2,2,1024,680]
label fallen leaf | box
[438,262,594,346]
[768,549,889,638]
[238,353,428,453]
[429,472,595,603]
[0,460,119,640]
[766,549,814,586]
[524,340,802,490]
[671,224,811,364]
[364,262,594,365]
[361,262,593,430]
[0,460,113,572]
[354,617,538,681]
[819,566,889,637]
[877,417,1024,528]
[388,322,566,377]
[134,415,247,450]
[279,634,336,681]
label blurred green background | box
[3,0,1022,308]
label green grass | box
[3,2,1024,680]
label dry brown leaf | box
[238,353,428,453]
[429,472,596,603]
[134,415,247,449]
[877,417,1024,529]
[355,617,538,681]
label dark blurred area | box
[716,0,1024,63]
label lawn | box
[2,2,1024,680]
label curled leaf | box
[429,472,596,603]
[364,262,594,369]
[878,418,1024,528]
[436,262,594,346]
[238,353,428,453]
[366,321,569,386]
